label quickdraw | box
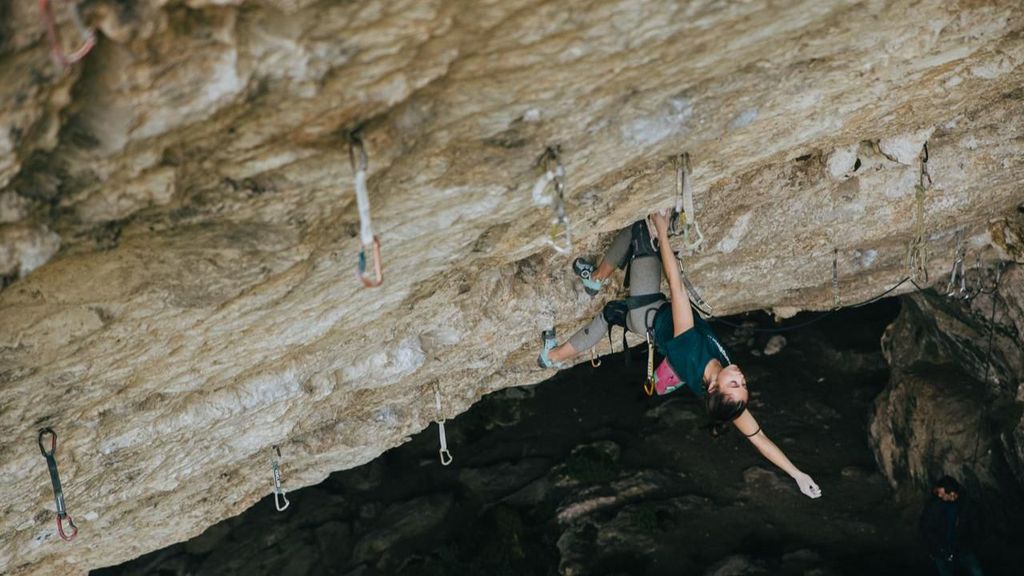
[945,228,968,299]
[644,328,656,397]
[38,0,96,69]
[270,446,290,512]
[532,146,572,254]
[349,135,383,287]
[669,153,704,253]
[433,384,453,466]
[37,428,78,542]
[906,144,930,283]
[832,248,841,309]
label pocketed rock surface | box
[1,1,1024,574]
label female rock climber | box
[538,210,822,499]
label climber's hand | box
[794,472,822,499]
[649,209,670,236]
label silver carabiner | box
[946,229,968,299]
[434,385,453,466]
[271,446,290,512]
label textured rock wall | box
[1,1,1024,574]
[871,262,1024,494]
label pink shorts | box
[653,358,683,395]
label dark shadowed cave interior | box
[93,297,1024,576]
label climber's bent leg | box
[601,224,635,273]
[566,312,610,354]
[625,254,664,334]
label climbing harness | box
[349,134,383,287]
[38,0,95,69]
[532,146,573,254]
[433,384,453,466]
[832,248,841,309]
[905,144,930,283]
[37,428,78,542]
[270,446,290,512]
[668,153,704,253]
[945,228,969,299]
[601,293,665,359]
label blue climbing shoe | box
[537,329,562,369]
[572,257,603,296]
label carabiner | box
[56,514,78,542]
[946,229,969,299]
[271,446,290,512]
[438,421,453,466]
[357,236,384,288]
[434,385,453,466]
[644,331,655,397]
[38,0,96,69]
[669,152,691,236]
[38,427,57,457]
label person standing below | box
[919,476,985,576]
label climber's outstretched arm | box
[733,410,822,499]
[650,210,693,336]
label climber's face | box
[712,364,748,404]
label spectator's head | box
[932,475,963,502]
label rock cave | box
[1,1,1022,575]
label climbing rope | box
[37,428,78,542]
[946,228,969,299]
[970,264,1005,467]
[905,144,930,283]
[669,153,704,253]
[349,134,383,287]
[433,384,453,466]
[531,146,572,254]
[832,248,841,309]
[693,274,919,334]
[270,446,290,512]
[38,0,95,69]
[678,260,712,314]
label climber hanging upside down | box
[538,209,822,499]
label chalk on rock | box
[763,335,787,356]
[772,306,801,320]
[826,145,859,180]
[877,127,935,165]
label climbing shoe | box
[537,329,563,369]
[572,257,603,296]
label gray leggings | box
[567,224,664,352]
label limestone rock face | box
[1,1,1023,574]
[870,265,1024,493]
